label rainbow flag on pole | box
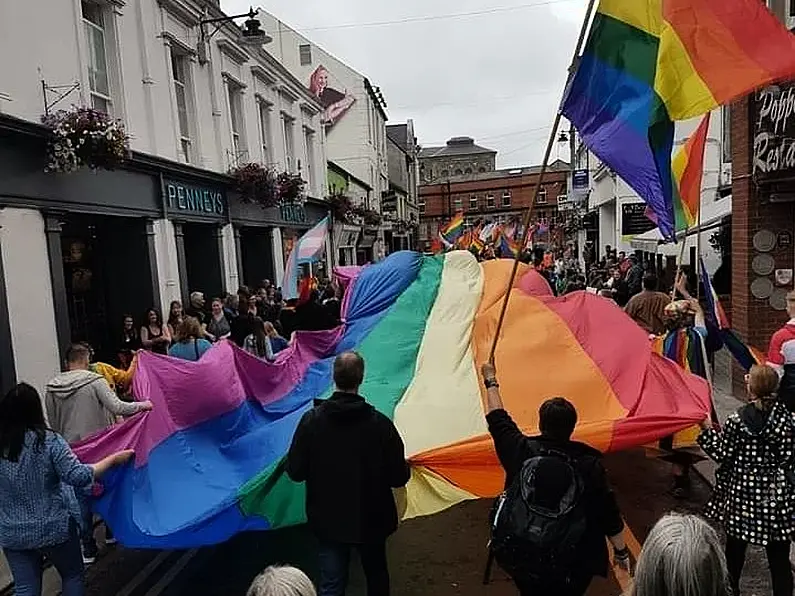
[440,213,464,245]
[561,0,795,240]
[672,113,710,232]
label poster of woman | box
[308,65,356,128]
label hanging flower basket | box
[230,162,280,208]
[329,192,357,224]
[276,172,306,204]
[41,107,129,173]
[359,208,382,227]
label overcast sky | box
[222,0,587,168]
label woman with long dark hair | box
[117,314,141,370]
[243,317,274,360]
[0,383,134,596]
[141,308,170,355]
[166,300,184,341]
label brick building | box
[418,160,569,251]
[419,137,497,184]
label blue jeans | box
[317,540,389,596]
[4,521,84,596]
[76,487,98,555]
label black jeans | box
[515,572,592,596]
[725,535,793,596]
[317,539,390,596]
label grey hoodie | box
[45,369,146,444]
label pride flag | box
[672,114,710,232]
[440,212,464,244]
[698,257,764,371]
[561,0,795,240]
[281,217,329,300]
[73,252,709,548]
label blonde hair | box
[246,565,316,596]
[747,364,779,401]
[263,321,279,338]
[176,316,202,342]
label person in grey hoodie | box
[45,343,152,564]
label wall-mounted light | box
[197,7,272,65]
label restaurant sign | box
[753,83,795,179]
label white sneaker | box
[105,536,118,546]
[82,552,96,565]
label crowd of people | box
[1,250,795,596]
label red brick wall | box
[731,95,795,393]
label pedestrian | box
[630,512,730,596]
[117,314,141,370]
[140,308,170,355]
[243,317,274,361]
[698,364,795,596]
[625,255,644,297]
[168,316,212,362]
[481,362,629,596]
[246,565,316,596]
[45,343,152,563]
[766,289,795,412]
[185,291,207,327]
[206,297,231,342]
[166,300,184,341]
[624,275,671,336]
[286,351,410,596]
[0,382,136,596]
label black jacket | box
[286,392,411,544]
[486,409,624,577]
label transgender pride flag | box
[280,216,329,300]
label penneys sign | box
[753,83,795,179]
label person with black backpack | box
[481,362,630,595]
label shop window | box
[299,44,312,66]
[258,100,273,164]
[537,187,547,204]
[469,194,478,210]
[82,1,113,113]
[227,82,247,163]
[486,194,495,209]
[171,51,194,163]
[502,190,511,207]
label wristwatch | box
[484,377,499,389]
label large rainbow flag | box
[73,251,710,549]
[561,0,795,239]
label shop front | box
[230,198,330,290]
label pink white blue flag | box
[281,216,329,300]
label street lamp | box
[197,7,272,65]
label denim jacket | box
[0,430,93,550]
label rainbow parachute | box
[73,251,710,548]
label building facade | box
[418,161,569,251]
[384,121,420,252]
[0,0,332,395]
[419,136,497,184]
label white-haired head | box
[246,565,316,596]
[632,513,729,596]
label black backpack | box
[490,447,587,585]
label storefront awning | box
[630,210,728,252]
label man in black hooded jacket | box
[286,351,410,596]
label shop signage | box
[753,83,795,179]
[164,179,226,216]
[621,202,656,238]
[280,203,307,224]
[571,169,589,203]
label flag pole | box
[488,0,599,364]
[671,230,688,301]
[695,199,702,300]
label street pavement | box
[0,352,782,596]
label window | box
[227,83,246,161]
[721,105,731,163]
[282,114,295,172]
[419,197,426,214]
[453,195,463,212]
[502,190,511,207]
[258,101,273,164]
[82,1,111,113]
[304,127,316,192]
[537,187,547,204]
[465,168,472,174]
[171,52,193,163]
[440,169,449,178]
[469,194,478,210]
[299,44,312,66]
[454,169,463,176]
[486,194,495,209]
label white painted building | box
[575,107,733,276]
[0,0,334,397]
